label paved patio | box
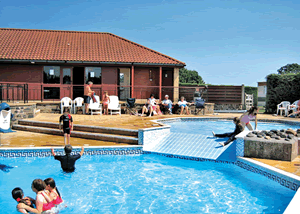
[1,112,300,176]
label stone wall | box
[214,103,243,110]
[10,104,37,123]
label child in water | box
[12,187,36,213]
[44,178,63,205]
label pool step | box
[18,120,138,137]
[12,124,138,144]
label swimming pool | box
[162,119,300,135]
[2,118,300,213]
[0,152,295,214]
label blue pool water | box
[164,120,300,135]
[0,154,295,214]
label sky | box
[1,0,300,86]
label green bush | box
[265,73,300,113]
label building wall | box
[0,64,42,83]
[257,82,267,106]
[134,67,160,99]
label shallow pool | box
[1,154,295,214]
[163,120,300,135]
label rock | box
[246,133,255,137]
[286,129,297,136]
[288,134,293,139]
[265,136,271,139]
[257,135,263,138]
[275,136,281,140]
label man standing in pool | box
[212,117,244,147]
[51,145,84,172]
[59,107,73,145]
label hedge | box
[265,73,300,113]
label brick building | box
[0,28,185,102]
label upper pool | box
[162,119,300,135]
[0,152,295,214]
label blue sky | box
[1,0,300,86]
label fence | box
[0,82,244,105]
[0,83,28,103]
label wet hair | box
[64,145,73,154]
[233,117,241,124]
[32,179,46,191]
[44,178,61,197]
[12,187,23,201]
[63,107,69,113]
[248,106,258,115]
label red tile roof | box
[0,28,185,65]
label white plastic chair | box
[61,97,73,114]
[73,97,84,114]
[277,101,290,116]
[89,95,102,115]
[287,100,299,114]
[108,95,121,115]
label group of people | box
[84,81,110,115]
[141,94,191,117]
[213,106,258,147]
[11,145,84,213]
[12,178,62,213]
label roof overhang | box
[0,59,185,67]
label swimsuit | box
[103,95,109,106]
[39,192,55,211]
[241,114,256,125]
[59,114,73,134]
[51,190,63,205]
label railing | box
[0,82,244,104]
[0,83,28,103]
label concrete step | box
[18,120,138,137]
[12,124,138,144]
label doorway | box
[73,67,85,85]
[119,68,131,100]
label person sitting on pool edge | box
[12,187,36,213]
[212,117,244,147]
[51,145,84,172]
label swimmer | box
[18,179,55,213]
[240,106,258,131]
[44,178,63,205]
[12,187,36,213]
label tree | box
[277,63,300,75]
[179,68,205,84]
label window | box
[43,66,60,84]
[44,87,60,99]
[63,68,71,84]
[85,67,101,84]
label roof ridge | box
[108,33,185,65]
[0,28,110,35]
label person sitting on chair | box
[141,98,154,117]
[212,117,244,147]
[178,96,190,115]
[288,100,300,118]
[161,95,173,115]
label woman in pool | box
[19,179,56,213]
[102,91,110,115]
[12,187,36,213]
[44,178,63,205]
[213,117,244,147]
[240,106,258,130]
